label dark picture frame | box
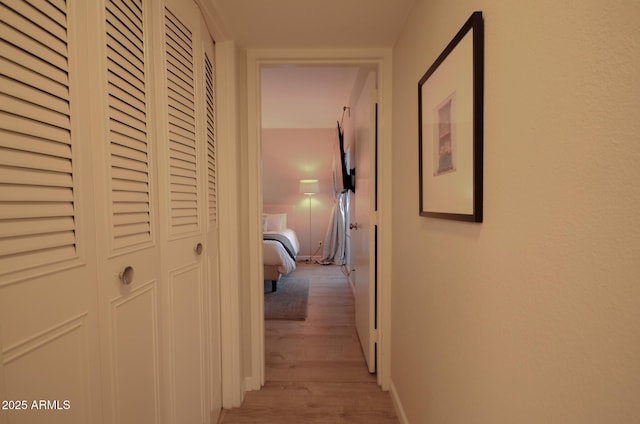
[418,11,484,222]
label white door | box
[1,1,220,423]
[153,0,212,421]
[202,20,223,422]
[0,1,102,422]
[88,0,164,422]
[351,71,378,373]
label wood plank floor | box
[219,263,399,424]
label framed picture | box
[418,11,484,222]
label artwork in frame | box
[418,11,484,222]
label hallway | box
[219,263,398,423]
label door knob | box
[350,223,359,230]
[194,242,203,255]
[119,266,134,286]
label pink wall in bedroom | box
[261,127,338,259]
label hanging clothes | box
[319,121,350,265]
[318,190,349,265]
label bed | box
[262,212,300,291]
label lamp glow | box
[299,179,319,261]
[299,179,319,195]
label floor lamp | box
[299,179,319,262]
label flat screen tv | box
[337,121,355,193]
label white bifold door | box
[0,1,104,422]
[153,1,221,422]
[0,0,221,422]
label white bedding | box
[263,228,300,275]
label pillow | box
[264,213,287,231]
[262,214,268,232]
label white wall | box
[391,1,640,423]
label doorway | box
[260,64,365,267]
[245,49,393,391]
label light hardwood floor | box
[219,262,399,423]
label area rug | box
[264,278,310,320]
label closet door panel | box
[109,282,160,423]
[168,264,204,423]
[154,0,211,421]
[88,0,162,422]
[203,26,222,420]
[164,6,199,237]
[0,1,101,423]
[105,0,153,251]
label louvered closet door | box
[87,0,163,422]
[0,1,102,423]
[153,0,211,422]
[202,22,222,420]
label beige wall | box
[391,1,640,423]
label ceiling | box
[206,0,416,129]
[261,65,365,129]
[207,0,416,49]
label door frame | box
[245,48,393,390]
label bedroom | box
[260,64,375,284]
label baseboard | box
[348,276,355,294]
[212,407,222,424]
[244,375,260,392]
[389,380,409,424]
[297,255,317,262]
